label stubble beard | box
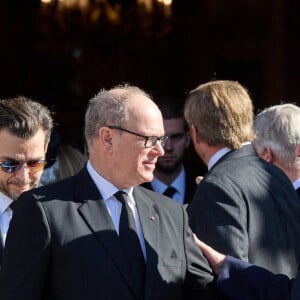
[0,179,38,201]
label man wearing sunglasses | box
[0,96,53,266]
[0,85,218,300]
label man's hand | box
[193,234,226,274]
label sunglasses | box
[0,160,47,174]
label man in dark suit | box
[142,101,207,205]
[194,235,299,300]
[0,84,217,300]
[253,103,300,197]
[0,97,53,267]
[184,80,300,278]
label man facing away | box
[0,85,219,300]
[184,80,300,278]
[253,103,300,196]
[0,96,52,266]
[142,101,206,205]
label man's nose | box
[153,140,165,156]
[14,164,31,180]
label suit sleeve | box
[217,256,293,300]
[187,180,249,261]
[0,191,51,300]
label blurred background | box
[0,0,299,148]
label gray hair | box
[253,103,300,169]
[84,84,151,148]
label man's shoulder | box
[135,185,182,209]
[208,145,273,176]
[19,170,84,203]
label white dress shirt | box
[293,178,300,191]
[86,160,146,259]
[150,167,186,205]
[0,192,14,245]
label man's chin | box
[140,172,154,183]
[10,186,33,200]
[8,192,21,201]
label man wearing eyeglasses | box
[0,96,53,266]
[142,100,207,205]
[0,84,218,300]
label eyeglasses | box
[0,160,47,174]
[107,126,168,148]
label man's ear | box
[260,147,273,163]
[99,127,113,150]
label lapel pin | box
[150,216,155,222]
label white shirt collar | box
[0,191,14,214]
[208,147,231,170]
[208,143,252,171]
[86,160,134,202]
[293,178,300,190]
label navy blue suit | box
[188,145,300,278]
[216,256,298,300]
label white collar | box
[208,143,252,171]
[0,191,14,214]
[208,147,231,170]
[293,178,300,190]
[86,160,133,201]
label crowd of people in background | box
[0,80,299,300]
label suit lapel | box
[75,167,140,299]
[133,187,159,299]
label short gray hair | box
[84,84,151,148]
[253,103,300,169]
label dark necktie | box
[163,186,177,198]
[115,191,145,298]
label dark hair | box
[157,100,189,131]
[0,96,53,145]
